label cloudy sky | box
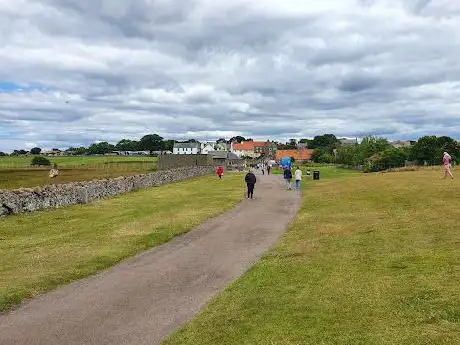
[1,0,459,151]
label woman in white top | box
[295,166,302,191]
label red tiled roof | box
[232,141,267,151]
[276,149,314,161]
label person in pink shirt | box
[443,152,454,179]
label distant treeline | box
[2,134,459,172]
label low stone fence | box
[0,166,213,217]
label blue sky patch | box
[0,81,45,93]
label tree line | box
[0,135,257,156]
[1,133,458,169]
[309,134,460,171]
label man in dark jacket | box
[284,166,293,190]
[245,169,257,199]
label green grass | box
[0,173,244,312]
[0,156,158,190]
[0,155,156,168]
[164,168,460,345]
[0,164,157,190]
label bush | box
[364,148,407,172]
[31,156,51,166]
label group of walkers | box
[216,164,304,200]
[215,151,455,201]
[282,166,303,191]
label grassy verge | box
[0,173,244,311]
[164,168,460,345]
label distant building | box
[231,141,277,158]
[390,140,413,148]
[339,138,358,146]
[200,142,216,155]
[113,151,150,156]
[43,149,65,156]
[208,151,244,170]
[173,142,201,155]
[215,142,231,152]
[275,149,314,162]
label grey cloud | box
[1,0,460,151]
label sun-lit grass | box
[164,168,460,345]
[0,173,244,311]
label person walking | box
[245,169,257,199]
[443,152,454,179]
[284,166,293,190]
[295,166,302,191]
[216,166,224,179]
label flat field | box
[0,156,157,190]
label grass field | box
[0,156,158,190]
[0,173,244,312]
[164,168,460,345]
[0,155,156,168]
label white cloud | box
[0,0,459,151]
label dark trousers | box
[267,168,271,175]
[247,183,255,198]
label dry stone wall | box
[0,166,213,217]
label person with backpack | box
[284,166,293,190]
[245,169,257,199]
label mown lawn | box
[0,173,244,311]
[164,168,460,345]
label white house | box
[200,142,216,155]
[173,142,201,155]
[215,142,231,152]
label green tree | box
[30,147,42,155]
[115,139,139,151]
[229,136,246,143]
[0,152,7,156]
[88,142,114,155]
[364,148,407,172]
[163,140,175,152]
[335,136,391,166]
[66,147,88,155]
[139,134,164,152]
[308,134,340,149]
[11,149,28,156]
[312,148,334,163]
[409,136,459,164]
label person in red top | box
[216,166,224,179]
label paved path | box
[0,174,301,345]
